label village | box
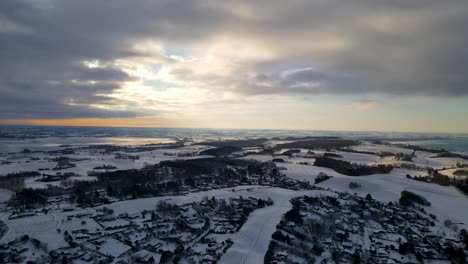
[0,136,467,263]
[266,191,467,264]
[0,195,274,263]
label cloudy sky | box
[1,0,467,132]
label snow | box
[336,151,380,165]
[439,167,468,178]
[24,177,63,189]
[350,143,414,155]
[317,168,468,229]
[0,143,214,187]
[219,188,335,264]
[85,237,131,257]
[0,137,467,262]
[0,213,67,250]
[92,186,336,264]
[61,217,101,231]
[275,163,346,183]
[100,219,130,229]
[97,186,291,215]
[244,146,468,232]
[0,137,176,153]
[350,144,466,169]
[0,174,466,262]
[0,188,14,203]
[218,191,295,264]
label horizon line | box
[0,123,467,135]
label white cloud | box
[345,100,383,111]
[1,0,467,121]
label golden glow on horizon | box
[1,116,467,133]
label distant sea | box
[0,125,467,153]
[389,139,468,153]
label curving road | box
[219,188,328,264]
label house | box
[62,206,74,212]
[131,250,161,263]
[342,241,353,249]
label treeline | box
[453,170,468,177]
[204,138,268,148]
[84,158,276,205]
[314,157,393,176]
[274,139,359,150]
[199,146,241,156]
[431,152,468,160]
[8,188,48,208]
[271,136,341,141]
[85,142,184,154]
[408,169,468,196]
[4,171,40,178]
[400,144,446,154]
[6,157,281,208]
[452,178,468,196]
[159,158,261,176]
[338,148,378,156]
[93,165,117,170]
[409,169,451,186]
[281,149,301,157]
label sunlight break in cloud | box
[346,100,383,112]
[0,0,467,132]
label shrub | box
[315,172,331,184]
[399,191,430,207]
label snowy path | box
[219,188,333,264]
[219,202,291,264]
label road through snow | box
[219,188,333,264]
[220,201,290,264]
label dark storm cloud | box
[0,0,467,120]
[0,0,236,119]
[242,0,468,97]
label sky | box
[0,0,467,133]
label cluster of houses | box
[51,246,112,263]
[183,196,273,263]
[267,193,466,264]
[0,235,50,263]
[163,151,198,157]
[0,195,273,263]
[139,160,310,196]
[114,153,140,160]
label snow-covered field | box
[245,146,468,230]
[0,212,67,250]
[439,167,468,178]
[0,140,214,190]
[350,143,414,155]
[316,168,468,229]
[0,137,176,153]
[351,143,466,169]
[0,136,467,263]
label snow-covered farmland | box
[316,168,468,229]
